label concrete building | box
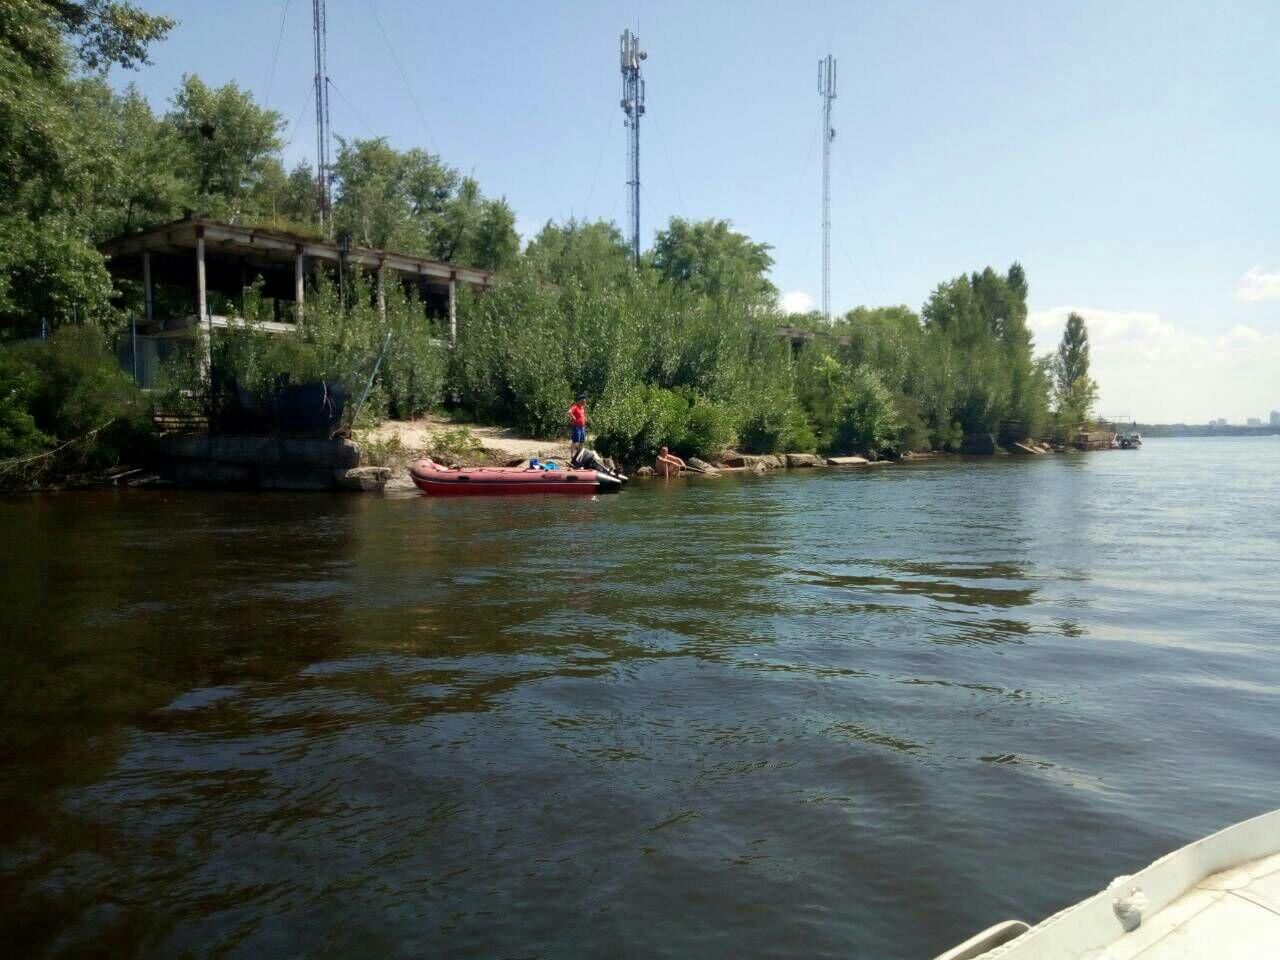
[101,216,495,386]
[1271,410,1280,426]
[1246,417,1262,427]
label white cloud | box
[780,290,816,314]
[1234,267,1280,303]
[1028,306,1280,423]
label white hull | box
[937,808,1280,959]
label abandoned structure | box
[100,216,496,386]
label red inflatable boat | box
[409,458,623,496]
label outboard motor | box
[572,447,628,483]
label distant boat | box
[1117,432,1142,449]
[934,807,1280,959]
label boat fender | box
[1108,875,1147,932]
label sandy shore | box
[367,417,572,462]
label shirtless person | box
[655,445,686,478]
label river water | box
[2,437,1278,958]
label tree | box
[256,161,318,233]
[1054,312,1099,425]
[524,219,632,286]
[0,0,173,333]
[465,197,519,271]
[834,305,923,396]
[919,263,1049,442]
[166,75,284,224]
[649,217,775,300]
[330,137,519,269]
[26,1,174,71]
[331,137,439,251]
[88,81,189,236]
[1056,311,1091,388]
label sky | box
[108,0,1280,423]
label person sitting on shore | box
[568,394,587,460]
[655,445,686,478]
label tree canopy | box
[327,137,518,270]
[649,218,775,300]
[0,0,173,332]
[524,219,632,287]
[1054,312,1098,424]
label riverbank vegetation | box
[1,2,1104,482]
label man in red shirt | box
[568,394,587,460]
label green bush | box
[380,283,447,419]
[357,430,405,468]
[829,366,901,456]
[592,383,686,467]
[891,392,931,453]
[677,393,737,459]
[451,269,570,437]
[452,262,802,459]
[736,387,814,454]
[0,348,52,459]
[0,327,153,481]
[590,386,738,465]
[424,427,486,464]
[155,272,450,429]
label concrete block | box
[785,453,823,468]
[335,466,391,491]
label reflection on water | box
[2,438,1280,959]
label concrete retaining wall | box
[156,435,388,491]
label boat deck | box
[1105,850,1280,959]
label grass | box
[357,426,504,470]
[358,432,407,468]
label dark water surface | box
[3,437,1279,958]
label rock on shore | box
[960,433,998,455]
[785,453,822,468]
[687,457,720,475]
[721,453,783,470]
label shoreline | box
[0,422,1080,496]
[9,419,1152,496]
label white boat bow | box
[936,808,1280,959]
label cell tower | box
[819,55,837,321]
[619,29,647,264]
[312,0,333,238]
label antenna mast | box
[819,55,837,321]
[312,0,333,238]
[620,29,647,264]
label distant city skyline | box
[111,1,1280,422]
[1205,414,1278,428]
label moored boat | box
[409,458,622,496]
[935,807,1280,959]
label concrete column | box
[377,263,387,321]
[294,247,306,320]
[448,274,458,344]
[195,228,211,373]
[195,228,207,322]
[142,251,154,326]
